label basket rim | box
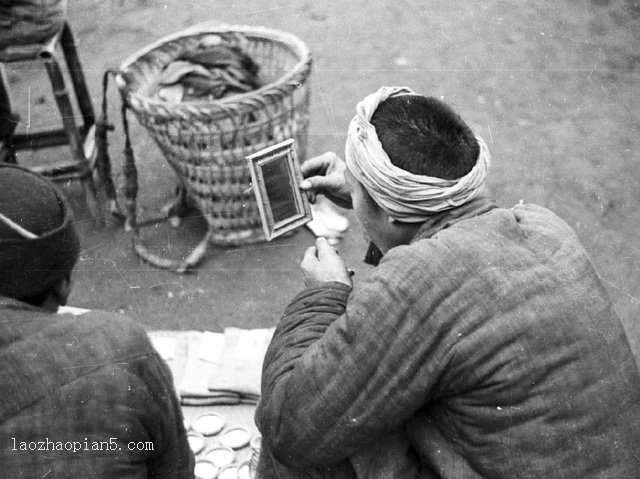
[114,22,312,112]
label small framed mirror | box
[246,139,312,241]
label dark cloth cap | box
[0,164,80,299]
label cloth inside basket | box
[156,38,261,102]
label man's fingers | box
[315,237,338,260]
[300,155,330,178]
[300,238,351,288]
[301,245,318,265]
[300,176,327,191]
[304,189,317,204]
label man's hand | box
[300,152,353,209]
[301,237,353,288]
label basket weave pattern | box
[117,24,312,245]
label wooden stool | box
[0,22,103,226]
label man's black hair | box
[370,95,479,180]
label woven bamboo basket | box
[114,23,312,250]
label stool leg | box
[0,65,18,163]
[60,23,95,131]
[42,51,104,227]
[61,24,122,218]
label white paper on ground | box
[150,336,177,361]
[197,331,226,364]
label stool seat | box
[0,28,60,63]
[0,22,105,227]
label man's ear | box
[51,275,72,307]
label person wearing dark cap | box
[0,164,194,478]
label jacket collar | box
[0,295,43,312]
[411,194,499,243]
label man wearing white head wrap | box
[256,88,640,479]
[345,86,491,221]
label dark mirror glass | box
[262,156,298,223]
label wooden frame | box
[246,139,312,241]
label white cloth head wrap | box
[345,86,491,222]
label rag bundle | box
[156,37,261,102]
[0,0,68,48]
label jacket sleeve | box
[256,250,455,469]
[143,350,195,479]
[84,311,195,479]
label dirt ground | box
[5,0,640,358]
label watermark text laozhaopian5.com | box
[10,437,154,453]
